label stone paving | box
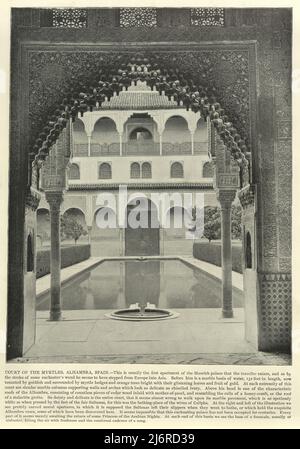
[13,352,291,365]
[13,308,290,365]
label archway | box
[125,198,160,256]
[91,207,119,256]
[30,55,248,342]
[91,117,119,156]
[162,115,191,155]
[72,117,88,156]
[8,42,291,361]
[37,208,50,247]
[164,206,193,255]
[62,208,88,245]
[124,114,159,156]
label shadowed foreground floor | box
[10,308,291,365]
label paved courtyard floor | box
[16,308,290,365]
[12,256,290,365]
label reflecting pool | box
[36,259,243,310]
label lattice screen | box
[191,8,225,26]
[120,8,157,28]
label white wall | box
[70,155,212,184]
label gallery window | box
[170,162,184,178]
[142,162,152,179]
[69,163,80,180]
[99,163,112,179]
[130,162,141,179]
[202,161,213,178]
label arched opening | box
[37,208,50,247]
[91,117,119,156]
[125,198,160,256]
[72,117,88,156]
[202,161,213,178]
[129,127,153,141]
[246,231,252,269]
[124,115,159,156]
[170,161,184,178]
[130,162,140,179]
[9,36,290,360]
[68,163,80,180]
[162,115,191,155]
[194,118,209,154]
[164,206,193,255]
[98,162,112,179]
[26,234,34,272]
[141,162,152,178]
[91,207,119,256]
[62,208,88,245]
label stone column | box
[159,133,163,156]
[87,135,91,157]
[46,191,64,321]
[119,132,123,156]
[190,131,194,155]
[217,190,236,318]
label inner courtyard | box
[7,7,292,365]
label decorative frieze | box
[28,48,251,156]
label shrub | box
[193,241,243,274]
[36,244,90,279]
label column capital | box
[45,191,64,211]
[216,189,236,208]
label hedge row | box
[36,244,91,279]
[193,241,243,274]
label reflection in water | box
[37,260,243,311]
[125,261,160,307]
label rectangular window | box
[120,8,157,28]
[40,9,88,28]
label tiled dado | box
[259,273,291,352]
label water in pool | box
[36,259,243,311]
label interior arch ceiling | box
[29,51,250,178]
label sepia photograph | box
[6,5,292,368]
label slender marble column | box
[119,132,123,156]
[190,131,194,155]
[87,135,91,157]
[217,190,236,318]
[46,191,64,321]
[159,133,163,156]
